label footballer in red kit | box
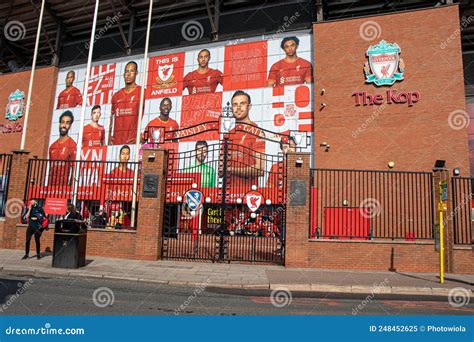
[266,137,296,188]
[48,111,77,186]
[82,105,105,147]
[106,145,134,180]
[183,49,223,94]
[222,91,265,186]
[57,71,83,109]
[141,97,179,152]
[267,36,313,87]
[109,61,142,145]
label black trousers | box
[25,226,42,256]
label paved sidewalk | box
[1,249,472,297]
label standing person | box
[57,70,83,109]
[82,105,106,147]
[222,90,265,186]
[109,61,142,145]
[184,141,216,188]
[65,204,83,220]
[49,110,77,186]
[267,36,313,87]
[183,49,223,95]
[22,200,46,260]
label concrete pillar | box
[134,148,168,260]
[285,152,311,267]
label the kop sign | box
[352,40,420,107]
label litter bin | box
[52,219,87,268]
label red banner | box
[87,63,116,105]
[180,93,222,141]
[223,41,267,90]
[146,53,185,98]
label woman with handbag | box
[22,199,46,260]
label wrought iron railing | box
[310,168,435,240]
[24,158,140,229]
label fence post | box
[0,150,30,249]
[433,168,454,273]
[134,148,168,260]
[285,152,311,267]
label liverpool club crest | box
[154,64,177,89]
[364,40,405,86]
[5,89,25,121]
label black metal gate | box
[158,124,287,264]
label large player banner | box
[47,33,313,207]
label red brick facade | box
[313,5,469,175]
[0,67,58,157]
[285,152,473,274]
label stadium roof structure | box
[0,0,473,74]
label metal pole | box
[72,0,100,204]
[20,0,46,150]
[439,209,445,283]
[131,0,154,227]
[219,137,229,261]
[438,180,445,284]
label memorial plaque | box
[142,174,159,198]
[290,180,306,206]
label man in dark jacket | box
[22,200,46,260]
[65,204,83,220]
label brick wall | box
[313,5,469,175]
[1,150,30,249]
[0,219,4,248]
[0,67,58,157]
[452,247,474,274]
[307,241,439,273]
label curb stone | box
[0,268,464,298]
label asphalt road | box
[0,274,472,316]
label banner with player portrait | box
[47,32,314,203]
